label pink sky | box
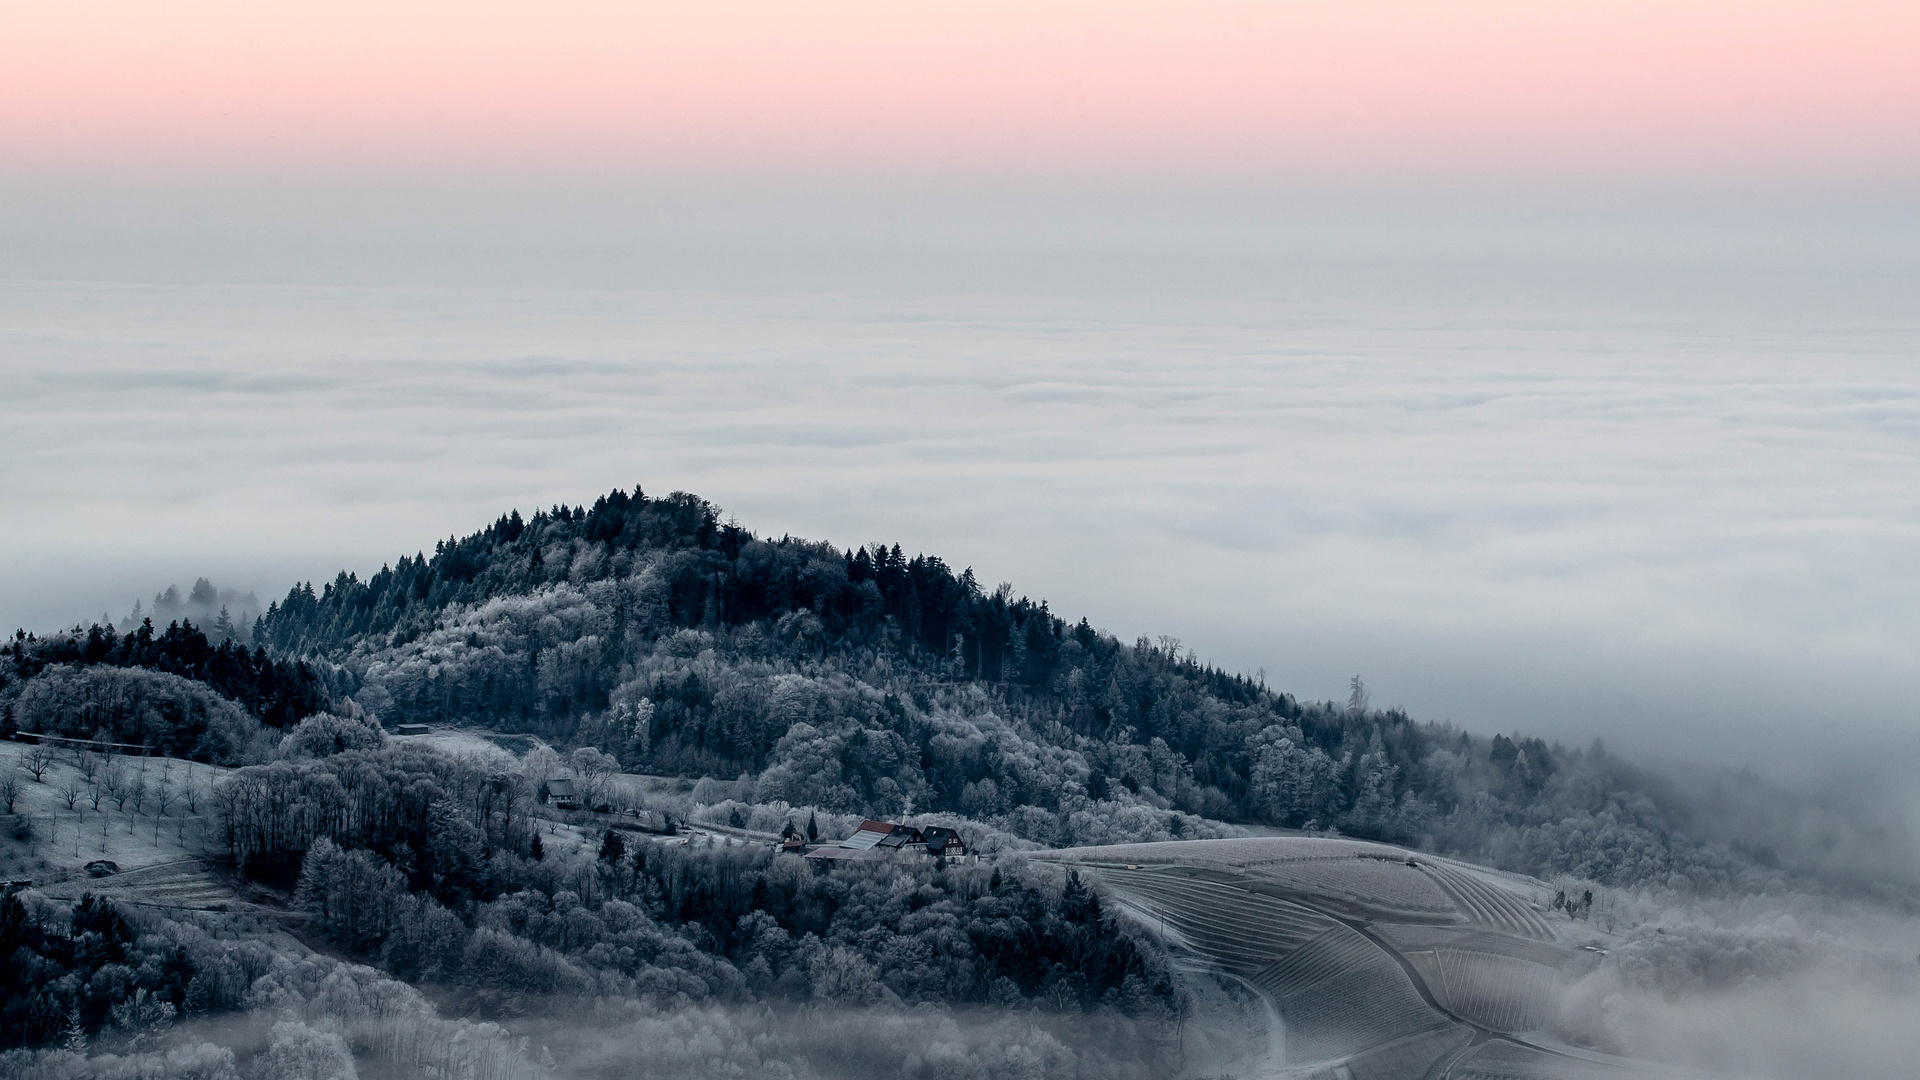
[5,1,1917,182]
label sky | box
[5,1,1918,183]
[3,2,1918,791]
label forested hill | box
[230,484,1793,896]
[256,485,1266,703]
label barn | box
[545,777,579,810]
[802,820,972,865]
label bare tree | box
[569,747,619,810]
[130,774,148,814]
[23,741,56,782]
[182,764,201,815]
[0,770,18,814]
[154,779,175,818]
[86,775,106,811]
[59,774,84,811]
[106,762,129,811]
[77,750,100,783]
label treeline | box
[4,620,327,731]
[0,891,242,1050]
[125,482,1789,893]
[219,736,1180,1035]
[0,890,554,1077]
[9,666,267,764]
[254,486,1275,711]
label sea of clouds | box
[2,185,1916,794]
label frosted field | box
[0,739,229,879]
[1038,837,1671,1079]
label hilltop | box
[202,484,1782,894]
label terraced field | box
[1034,837,1684,1080]
[39,858,246,912]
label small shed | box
[395,724,431,736]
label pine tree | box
[806,811,819,843]
[599,829,625,864]
[61,1006,87,1054]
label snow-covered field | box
[0,738,229,883]
[392,727,524,769]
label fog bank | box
[3,184,1917,786]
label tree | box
[255,1020,356,1080]
[1247,726,1340,827]
[599,828,625,864]
[105,761,129,811]
[0,770,17,813]
[570,746,620,809]
[59,773,83,810]
[1348,675,1369,715]
[22,740,56,782]
[110,987,176,1048]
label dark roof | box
[920,826,966,852]
[874,824,925,849]
[842,820,924,850]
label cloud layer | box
[3,190,1916,790]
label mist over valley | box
[6,2,1918,1074]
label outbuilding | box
[545,776,579,810]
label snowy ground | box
[0,738,229,884]
[392,728,523,770]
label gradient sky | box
[5,1,1917,183]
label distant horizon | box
[5,0,1918,808]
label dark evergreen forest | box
[5,620,327,736]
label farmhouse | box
[919,826,972,864]
[544,776,579,810]
[800,819,972,865]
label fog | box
[3,181,1917,789]
[1552,889,1920,1080]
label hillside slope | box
[242,485,1781,894]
